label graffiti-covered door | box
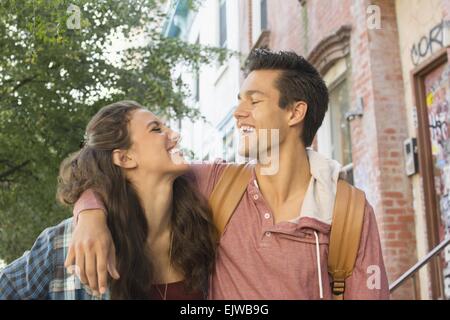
[423,60,450,299]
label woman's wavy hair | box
[57,100,217,299]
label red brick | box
[385,128,396,134]
[386,208,407,215]
[383,224,405,231]
[383,192,405,199]
[383,199,394,207]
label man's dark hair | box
[246,49,329,147]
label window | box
[219,0,227,48]
[317,57,353,184]
[260,0,267,30]
[252,0,268,44]
[194,37,200,102]
[222,128,235,162]
[328,78,353,183]
[194,70,200,102]
[218,108,236,162]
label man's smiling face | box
[234,69,293,159]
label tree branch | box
[12,76,38,91]
[0,76,39,101]
[0,160,30,181]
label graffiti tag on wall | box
[429,110,449,156]
[411,20,449,66]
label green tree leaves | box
[0,0,226,262]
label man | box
[69,49,389,299]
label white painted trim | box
[317,57,348,160]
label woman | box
[0,101,217,300]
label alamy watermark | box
[66,4,81,30]
[367,265,382,290]
[367,5,381,30]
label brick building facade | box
[238,0,450,299]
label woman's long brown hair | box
[57,101,217,299]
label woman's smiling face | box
[124,108,189,177]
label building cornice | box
[307,25,352,74]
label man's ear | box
[287,101,308,127]
[112,149,137,169]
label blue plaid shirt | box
[0,218,109,300]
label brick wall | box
[266,0,303,52]
[348,0,417,299]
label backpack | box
[208,163,366,300]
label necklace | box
[155,231,174,300]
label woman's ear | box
[112,149,137,169]
[288,101,308,127]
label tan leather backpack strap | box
[328,179,366,300]
[208,163,253,236]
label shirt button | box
[265,231,271,237]
[253,194,259,200]
[264,213,271,219]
